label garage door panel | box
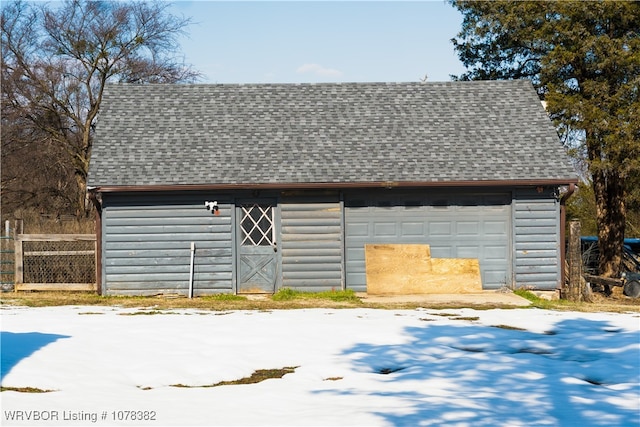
[484,245,509,259]
[456,245,481,258]
[484,220,508,235]
[346,222,369,237]
[430,246,453,258]
[401,222,425,236]
[374,222,397,236]
[429,222,452,236]
[457,221,480,235]
[345,192,511,290]
[484,269,509,285]
[346,246,364,260]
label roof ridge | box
[104,79,530,88]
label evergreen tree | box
[451,0,640,277]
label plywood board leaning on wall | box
[364,244,482,294]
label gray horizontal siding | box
[513,189,561,290]
[102,193,233,296]
[280,198,343,291]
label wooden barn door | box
[237,200,278,293]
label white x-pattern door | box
[237,201,278,293]
[241,203,275,246]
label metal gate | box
[237,201,278,293]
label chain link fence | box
[15,234,96,291]
[22,240,95,284]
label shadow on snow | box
[327,317,640,427]
[1,331,71,381]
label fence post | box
[14,219,23,235]
[565,220,582,302]
[1,221,14,291]
[14,230,23,288]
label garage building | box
[87,80,578,296]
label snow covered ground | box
[1,305,639,427]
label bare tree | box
[1,0,200,217]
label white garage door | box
[344,191,511,291]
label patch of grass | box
[376,366,408,374]
[0,291,110,307]
[170,367,298,388]
[119,310,177,316]
[492,324,527,331]
[513,289,549,304]
[511,288,640,313]
[0,292,271,311]
[201,294,247,302]
[513,289,640,313]
[1,386,54,393]
[271,287,299,301]
[425,313,480,321]
[315,289,361,302]
[271,288,361,303]
[2,289,637,312]
[513,289,580,310]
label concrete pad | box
[357,291,532,307]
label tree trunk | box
[565,220,583,302]
[593,168,626,280]
[75,173,87,217]
[73,117,92,217]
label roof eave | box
[89,178,579,194]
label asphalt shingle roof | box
[87,80,577,188]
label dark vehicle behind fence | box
[580,237,640,297]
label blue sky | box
[169,1,466,84]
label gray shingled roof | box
[87,80,577,188]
